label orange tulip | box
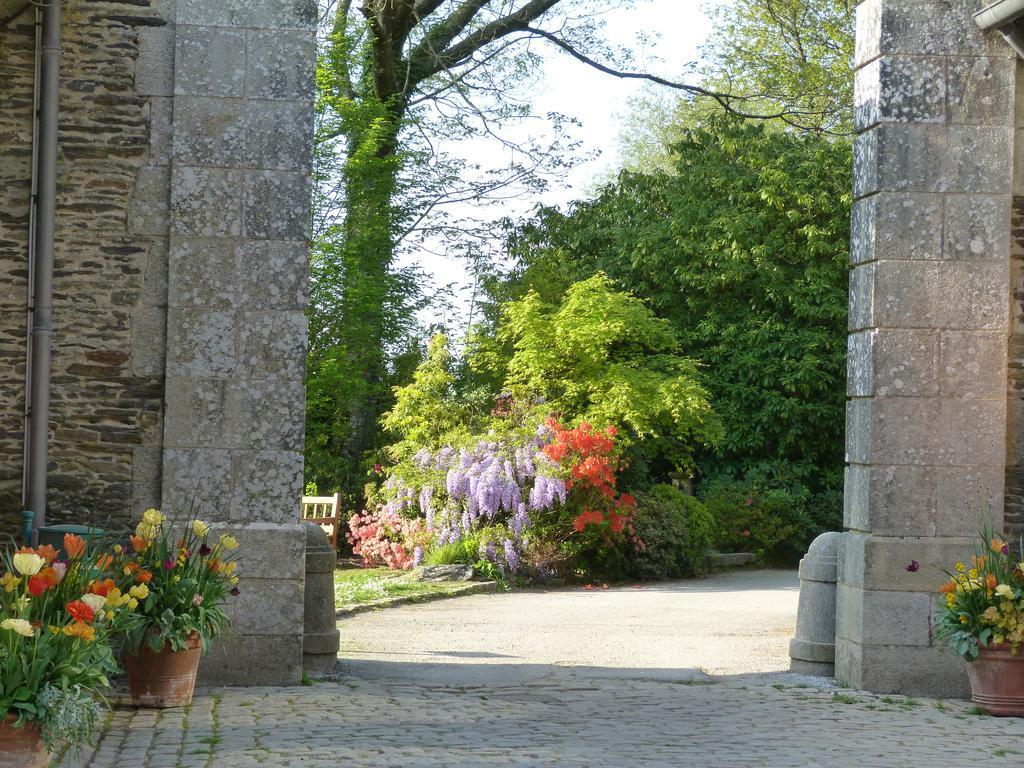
[136,570,153,584]
[986,574,998,591]
[129,535,148,553]
[95,554,113,571]
[35,544,58,563]
[63,534,86,560]
[89,578,116,598]
[939,581,957,594]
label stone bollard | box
[789,531,841,677]
[302,523,340,674]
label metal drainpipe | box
[26,0,62,540]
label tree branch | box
[520,25,831,125]
[409,0,561,83]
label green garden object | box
[37,524,105,559]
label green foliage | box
[620,485,714,581]
[702,479,814,565]
[700,0,855,134]
[381,334,470,461]
[473,273,721,472]
[489,118,850,502]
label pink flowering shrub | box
[347,509,426,569]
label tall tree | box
[309,0,845,503]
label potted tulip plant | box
[111,508,240,707]
[936,528,1024,716]
[0,534,138,766]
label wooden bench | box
[300,493,341,548]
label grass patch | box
[966,706,990,716]
[334,567,480,609]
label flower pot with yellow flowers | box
[0,534,139,765]
[112,508,241,708]
[937,528,1024,716]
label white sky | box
[402,0,721,330]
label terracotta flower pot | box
[124,632,202,708]
[0,714,48,768]
[966,643,1024,716]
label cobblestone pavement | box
[56,572,1024,767]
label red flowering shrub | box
[347,509,426,569]
[543,419,636,537]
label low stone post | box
[302,523,340,674]
[789,531,841,677]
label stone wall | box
[0,1,171,537]
[0,0,315,685]
[840,0,1016,696]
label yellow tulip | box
[996,584,1014,599]
[0,573,19,593]
[129,584,149,600]
[11,553,44,577]
[127,597,139,610]
[142,508,164,526]
[192,520,210,538]
[1,618,33,637]
[219,535,239,550]
[81,593,107,613]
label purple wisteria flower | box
[503,538,520,573]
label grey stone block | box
[128,167,171,236]
[242,171,311,239]
[846,328,938,397]
[945,125,1013,193]
[136,25,175,97]
[199,632,303,686]
[230,450,304,523]
[179,0,316,29]
[947,56,1016,126]
[850,192,943,264]
[130,305,167,377]
[835,583,931,646]
[141,237,169,307]
[174,26,246,98]
[161,447,232,520]
[237,240,309,309]
[170,167,242,237]
[848,396,1006,466]
[228,379,305,451]
[245,29,316,100]
[938,330,1006,397]
[845,464,1003,537]
[236,311,306,379]
[245,100,315,171]
[855,0,1011,68]
[848,263,874,331]
[207,522,306,580]
[148,97,174,167]
[172,97,247,168]
[217,573,304,634]
[131,445,163,515]
[838,533,981,594]
[867,261,1008,331]
[835,636,969,697]
[168,237,236,309]
[942,194,1010,261]
[854,56,945,132]
[163,377,232,449]
[855,124,1012,197]
[166,308,236,378]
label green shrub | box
[702,480,814,565]
[620,484,714,580]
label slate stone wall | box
[841,0,1016,696]
[0,1,171,537]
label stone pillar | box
[159,0,316,686]
[840,0,1015,696]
